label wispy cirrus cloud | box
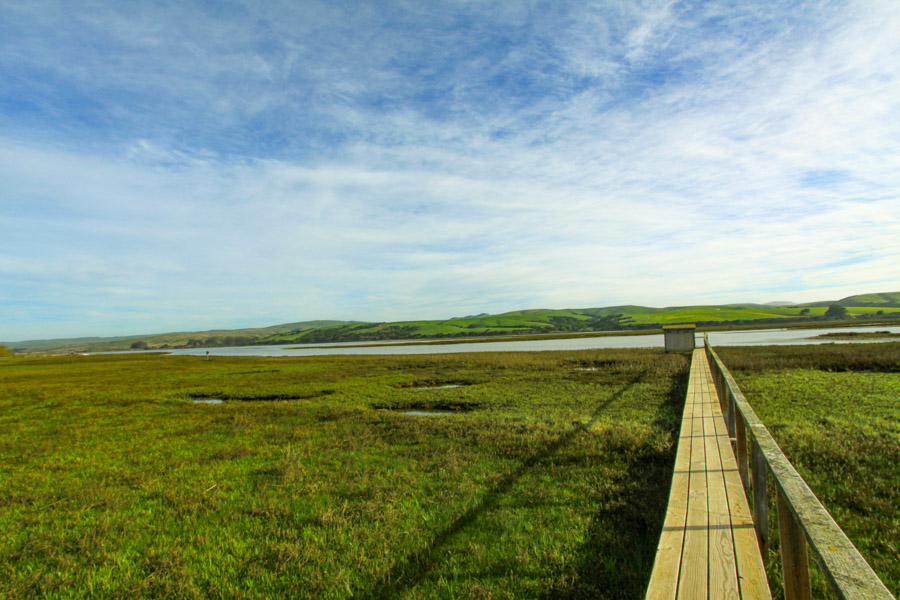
[1,0,899,340]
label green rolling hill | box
[804,291,900,308]
[258,298,900,346]
[4,292,899,353]
[5,320,354,354]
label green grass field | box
[0,349,689,599]
[4,342,898,598]
[715,342,900,598]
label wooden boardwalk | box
[646,349,771,600]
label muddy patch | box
[189,390,335,402]
[231,369,282,375]
[375,401,480,414]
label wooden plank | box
[700,359,740,600]
[677,350,710,600]
[648,350,775,600]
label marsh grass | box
[717,342,900,598]
[1,348,688,599]
[815,331,900,340]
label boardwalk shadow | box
[357,370,655,600]
[543,368,688,599]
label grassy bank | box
[715,342,900,598]
[291,318,900,350]
[0,349,688,599]
[815,330,900,340]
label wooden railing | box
[704,336,895,600]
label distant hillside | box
[260,298,900,345]
[833,291,900,307]
[4,335,143,353]
[6,290,900,353]
[6,320,355,354]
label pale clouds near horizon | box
[1,0,899,340]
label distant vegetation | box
[824,303,849,319]
[5,320,354,355]
[803,291,900,307]
[816,331,900,340]
[5,291,900,354]
[262,301,900,348]
[267,313,634,345]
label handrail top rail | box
[703,336,895,600]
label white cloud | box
[1,0,899,340]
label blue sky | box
[2,0,899,341]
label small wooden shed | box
[663,324,696,352]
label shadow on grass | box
[543,368,688,599]
[358,367,687,599]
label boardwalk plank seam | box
[646,349,771,600]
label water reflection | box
[401,410,458,416]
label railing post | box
[716,369,725,410]
[736,411,749,491]
[751,438,769,556]
[716,369,725,415]
[778,489,811,600]
[726,388,736,438]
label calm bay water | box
[157,325,900,357]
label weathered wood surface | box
[646,350,771,599]
[778,489,812,600]
[705,343,896,600]
[750,440,769,556]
